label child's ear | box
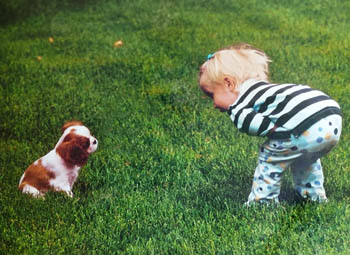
[224,76,236,92]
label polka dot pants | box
[246,114,342,205]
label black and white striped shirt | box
[227,79,342,139]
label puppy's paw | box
[22,184,45,199]
[65,190,73,198]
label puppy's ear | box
[68,142,89,166]
[61,121,84,134]
[56,136,89,166]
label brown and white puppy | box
[19,121,98,198]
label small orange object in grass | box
[37,56,42,61]
[49,37,54,43]
[113,40,123,48]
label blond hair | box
[201,43,271,92]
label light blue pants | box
[246,114,342,205]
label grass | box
[1,0,350,254]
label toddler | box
[199,43,342,205]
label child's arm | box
[229,108,276,136]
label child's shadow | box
[279,187,307,205]
[195,169,308,208]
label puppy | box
[19,121,98,198]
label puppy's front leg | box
[52,184,73,198]
[65,190,73,198]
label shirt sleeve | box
[229,108,276,136]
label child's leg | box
[246,114,341,205]
[246,160,290,204]
[291,159,327,202]
[246,137,297,205]
[290,114,342,202]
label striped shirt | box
[227,79,342,139]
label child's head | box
[199,43,271,111]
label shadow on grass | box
[279,187,309,205]
[0,0,100,27]
[186,173,312,211]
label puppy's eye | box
[93,140,97,145]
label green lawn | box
[1,0,350,254]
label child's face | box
[199,69,239,112]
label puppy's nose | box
[93,139,97,145]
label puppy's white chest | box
[48,168,79,192]
[42,152,80,190]
[67,170,78,187]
